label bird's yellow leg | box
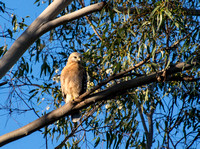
[72,97,75,102]
[71,96,77,104]
[71,95,80,104]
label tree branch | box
[0,0,106,79]
[146,99,155,149]
[0,81,7,86]
[55,101,103,149]
[116,6,200,16]
[36,2,106,36]
[166,75,200,82]
[182,8,200,16]
[76,54,150,102]
[186,132,200,149]
[138,106,149,138]
[0,60,198,146]
[79,0,103,41]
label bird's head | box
[67,52,82,64]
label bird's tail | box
[71,112,80,123]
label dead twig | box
[79,0,102,41]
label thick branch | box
[0,1,106,79]
[77,54,150,101]
[116,6,200,16]
[36,2,106,36]
[0,102,75,147]
[146,100,154,149]
[182,8,200,16]
[0,61,198,146]
[138,107,149,137]
[166,75,199,82]
[0,0,71,79]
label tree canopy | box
[0,0,200,148]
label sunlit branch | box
[0,60,199,147]
[77,54,151,102]
[0,1,106,79]
[36,2,106,36]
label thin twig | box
[55,101,104,149]
[79,0,102,41]
[160,26,200,52]
[76,54,151,102]
[186,132,200,149]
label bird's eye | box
[74,56,77,59]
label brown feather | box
[60,52,87,122]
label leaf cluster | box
[0,0,200,148]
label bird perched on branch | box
[60,52,87,122]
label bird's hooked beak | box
[77,57,82,63]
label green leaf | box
[145,88,149,102]
[94,137,100,148]
[150,5,160,18]
[152,45,157,61]
[164,9,173,20]
[128,29,136,37]
[157,12,163,31]
[113,7,122,14]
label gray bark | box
[0,0,106,79]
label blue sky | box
[1,0,199,149]
[0,1,56,149]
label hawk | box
[60,52,87,122]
